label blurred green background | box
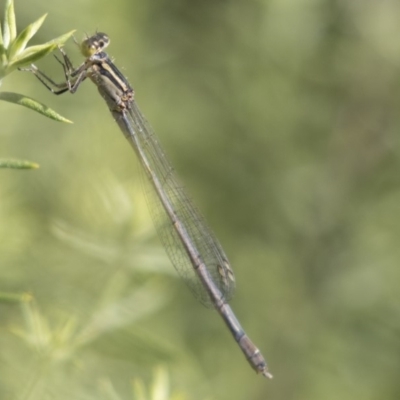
[1,0,400,399]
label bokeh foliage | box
[1,0,400,399]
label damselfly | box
[22,33,272,379]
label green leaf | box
[0,159,39,169]
[6,31,75,73]
[8,13,47,59]
[42,29,76,47]
[3,0,16,49]
[0,91,72,123]
[7,43,57,72]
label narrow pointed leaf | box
[8,13,47,59]
[0,159,39,169]
[2,0,10,47]
[0,91,72,123]
[42,30,76,47]
[7,43,57,72]
[3,0,17,48]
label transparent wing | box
[117,100,236,307]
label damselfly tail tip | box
[262,370,273,379]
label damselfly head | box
[80,32,110,57]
